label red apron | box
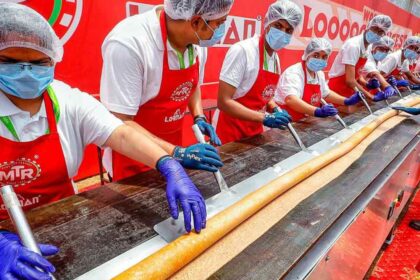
[0,90,74,220]
[111,10,199,181]
[215,35,280,144]
[328,56,367,98]
[280,62,322,122]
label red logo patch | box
[0,158,41,187]
[262,84,276,101]
[311,94,321,105]
[170,81,193,102]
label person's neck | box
[264,38,275,57]
[5,93,43,117]
[305,64,316,78]
[166,15,191,53]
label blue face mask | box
[366,30,381,44]
[196,20,226,48]
[266,27,292,51]
[307,58,328,72]
[373,51,388,61]
[404,49,418,60]
[0,63,54,99]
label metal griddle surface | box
[0,95,414,279]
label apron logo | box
[0,158,41,187]
[262,84,276,101]
[170,82,193,102]
[311,94,321,105]
[164,109,186,123]
[0,194,41,211]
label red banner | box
[17,0,420,179]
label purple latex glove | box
[387,76,397,87]
[344,92,362,106]
[396,80,410,87]
[383,86,396,98]
[157,157,206,233]
[314,104,338,118]
[373,91,387,102]
[366,79,380,89]
[0,231,58,280]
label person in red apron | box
[380,36,420,87]
[276,38,362,122]
[328,15,395,105]
[101,1,234,180]
[0,4,209,279]
[214,1,303,144]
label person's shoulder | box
[344,35,362,48]
[103,8,157,50]
[50,80,96,107]
[284,62,303,74]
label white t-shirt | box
[274,62,330,104]
[0,80,123,187]
[219,35,280,100]
[329,34,369,78]
[379,50,411,75]
[100,5,207,116]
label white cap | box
[164,0,234,20]
[264,0,303,29]
[302,38,332,61]
[403,36,420,49]
[372,36,395,50]
[0,3,63,62]
[367,15,392,33]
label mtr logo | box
[0,158,41,187]
[126,2,262,46]
[17,0,83,44]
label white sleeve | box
[401,59,411,72]
[219,44,247,88]
[72,90,123,147]
[319,72,330,97]
[341,42,360,66]
[198,47,207,85]
[274,67,304,104]
[379,55,397,75]
[100,41,144,116]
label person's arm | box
[345,64,374,99]
[188,86,204,118]
[404,71,420,84]
[112,112,176,155]
[325,90,346,105]
[284,95,317,116]
[218,80,265,123]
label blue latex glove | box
[383,86,396,98]
[396,80,410,87]
[410,84,420,90]
[263,110,291,129]
[314,104,338,118]
[344,92,362,106]
[387,76,397,87]
[173,144,223,173]
[391,106,420,115]
[157,157,206,233]
[195,118,222,146]
[373,91,387,102]
[0,231,58,280]
[366,79,380,89]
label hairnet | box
[367,15,392,32]
[302,38,332,60]
[164,0,234,20]
[372,36,395,50]
[403,36,420,49]
[264,0,303,29]
[0,3,63,62]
